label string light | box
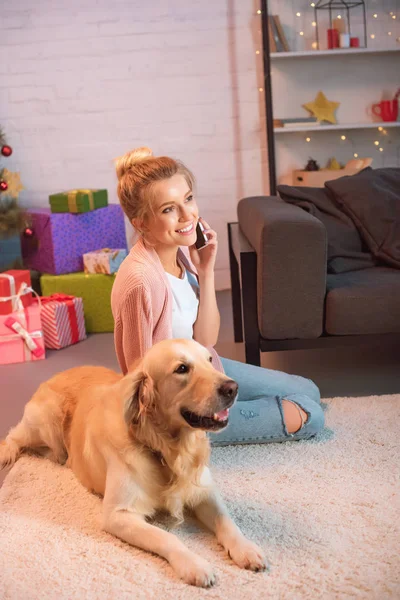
[370,34,375,39]
[256,50,260,54]
[310,2,315,6]
[378,126,383,131]
[373,13,378,18]
[259,87,264,92]
[306,137,311,142]
[312,41,318,49]
[388,31,392,35]
[299,31,304,36]
[337,15,342,19]
[354,153,358,158]
[379,147,383,152]
[296,12,301,17]
[257,9,261,15]
[312,21,316,26]
[392,15,396,20]
[374,141,379,146]
[341,135,346,140]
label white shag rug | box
[0,395,399,600]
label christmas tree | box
[0,127,25,271]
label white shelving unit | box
[269,38,400,185]
[271,48,400,59]
[275,121,400,134]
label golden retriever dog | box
[0,339,267,587]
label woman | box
[111,147,325,446]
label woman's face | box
[140,174,199,248]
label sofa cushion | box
[326,167,400,270]
[325,267,400,335]
[278,184,376,274]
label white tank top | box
[166,262,199,339]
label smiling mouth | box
[180,406,231,431]
[176,222,194,234]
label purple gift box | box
[21,205,127,275]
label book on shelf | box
[283,121,321,128]
[274,117,319,128]
[269,16,285,52]
[268,16,277,52]
[273,15,290,52]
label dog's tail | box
[0,420,31,471]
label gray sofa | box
[229,173,400,365]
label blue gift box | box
[0,235,23,272]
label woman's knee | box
[282,394,325,439]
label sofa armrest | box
[237,196,327,339]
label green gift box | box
[41,272,116,333]
[49,189,108,213]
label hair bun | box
[115,147,153,180]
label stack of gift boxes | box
[1,189,128,365]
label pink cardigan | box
[111,237,224,375]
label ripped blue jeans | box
[208,357,325,446]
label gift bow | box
[100,248,122,260]
[67,189,94,212]
[41,293,80,344]
[0,279,34,313]
[4,316,44,358]
[41,293,76,304]
[0,275,32,312]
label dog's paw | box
[227,538,268,572]
[170,550,217,588]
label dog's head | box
[123,339,238,433]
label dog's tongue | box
[214,408,229,419]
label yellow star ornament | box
[1,168,24,200]
[303,91,340,124]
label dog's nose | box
[218,380,238,399]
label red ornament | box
[23,227,35,238]
[1,145,12,157]
[0,180,8,191]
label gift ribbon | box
[1,282,43,361]
[4,318,44,358]
[67,189,94,212]
[1,330,43,362]
[100,248,121,260]
[41,294,79,344]
[0,274,32,312]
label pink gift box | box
[0,301,45,365]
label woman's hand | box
[189,217,218,278]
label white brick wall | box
[1,0,268,290]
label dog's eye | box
[175,364,189,374]
[209,356,213,363]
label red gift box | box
[0,270,33,315]
[0,300,45,365]
[41,294,86,349]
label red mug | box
[372,100,399,122]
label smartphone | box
[195,221,209,250]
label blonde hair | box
[114,147,195,227]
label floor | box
[1,289,399,487]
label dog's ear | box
[124,369,155,425]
